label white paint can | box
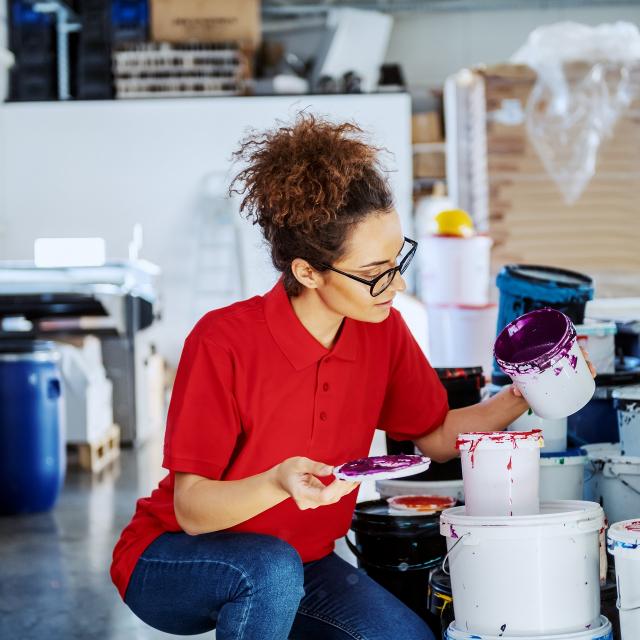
[607,519,640,640]
[375,478,464,503]
[613,386,640,457]
[540,449,587,502]
[440,501,605,636]
[456,430,543,516]
[445,615,613,639]
[509,409,568,452]
[494,308,595,420]
[583,443,640,525]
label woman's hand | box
[511,346,597,398]
[272,456,360,510]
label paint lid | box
[607,519,640,551]
[575,320,617,337]
[540,448,587,465]
[456,429,543,451]
[612,385,640,402]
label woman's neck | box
[289,288,344,350]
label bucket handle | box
[441,533,470,576]
[606,469,640,497]
[343,535,444,573]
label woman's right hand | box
[272,456,360,510]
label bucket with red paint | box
[456,430,543,516]
[494,308,595,420]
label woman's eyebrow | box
[357,242,405,269]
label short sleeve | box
[163,332,241,479]
[377,310,448,441]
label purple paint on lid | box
[335,454,427,477]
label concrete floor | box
[0,431,374,640]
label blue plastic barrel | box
[0,341,64,515]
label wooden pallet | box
[67,424,121,473]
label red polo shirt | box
[110,279,448,599]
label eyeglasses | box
[321,237,418,298]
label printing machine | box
[0,260,162,445]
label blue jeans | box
[125,532,435,640]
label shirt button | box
[320,411,328,421]
[323,382,330,392]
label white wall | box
[0,94,412,365]
[386,4,640,92]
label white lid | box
[612,385,640,402]
[575,320,617,336]
[607,519,640,549]
[583,441,640,465]
[456,429,543,451]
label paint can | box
[376,478,465,503]
[428,568,453,640]
[456,430,543,516]
[445,615,613,639]
[509,410,568,452]
[540,449,587,502]
[440,501,605,636]
[576,321,617,375]
[348,499,449,623]
[614,386,640,457]
[583,443,640,525]
[607,519,640,639]
[420,234,492,306]
[494,308,595,420]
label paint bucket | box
[440,501,605,636]
[509,409,568,452]
[348,499,448,622]
[614,386,640,457]
[428,568,453,640]
[496,264,594,335]
[420,234,492,306]
[376,478,465,503]
[583,443,640,525]
[607,520,640,639]
[494,308,596,419]
[445,615,613,640]
[576,321,617,375]
[540,449,587,502]
[601,579,622,640]
[456,430,543,516]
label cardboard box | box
[150,0,261,47]
[413,151,446,178]
[412,112,443,144]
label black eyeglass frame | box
[320,237,418,298]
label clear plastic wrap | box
[511,22,640,204]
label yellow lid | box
[434,209,474,237]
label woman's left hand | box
[511,346,596,398]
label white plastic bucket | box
[607,520,640,640]
[427,303,497,376]
[509,409,568,452]
[613,386,640,457]
[576,321,616,375]
[456,430,543,516]
[494,308,595,420]
[584,443,640,525]
[446,615,613,639]
[420,234,492,306]
[540,449,587,502]
[440,501,605,636]
[375,478,465,503]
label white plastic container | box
[540,449,587,502]
[427,303,497,375]
[375,477,464,503]
[456,430,543,516]
[576,320,617,375]
[440,501,605,636]
[607,520,640,640]
[420,234,492,306]
[509,409,568,452]
[494,308,596,420]
[613,386,640,457]
[445,616,613,640]
[584,443,640,525]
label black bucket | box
[427,568,453,640]
[348,499,448,624]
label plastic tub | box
[540,449,587,502]
[613,386,640,457]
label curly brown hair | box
[230,114,394,296]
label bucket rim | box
[607,519,640,549]
[612,385,640,402]
[456,429,543,451]
[583,442,640,465]
[500,264,594,290]
[541,448,587,463]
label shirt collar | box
[264,278,358,371]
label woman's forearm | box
[414,386,529,463]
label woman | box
[111,116,540,639]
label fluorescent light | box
[34,237,107,268]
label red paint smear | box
[507,456,513,470]
[624,521,640,532]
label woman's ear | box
[291,258,325,290]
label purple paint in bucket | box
[494,308,595,419]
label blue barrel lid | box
[541,448,587,458]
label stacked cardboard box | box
[451,63,640,296]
